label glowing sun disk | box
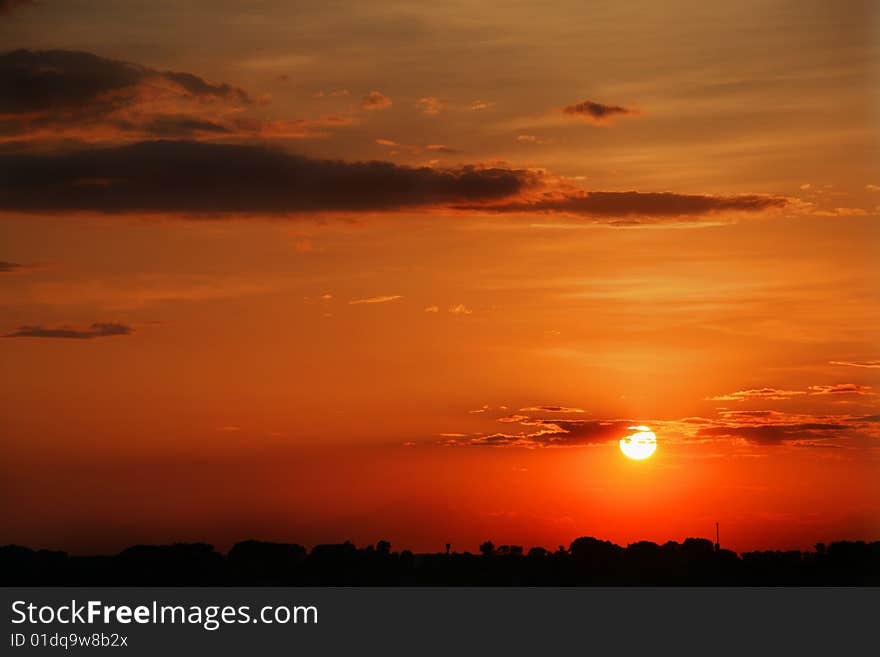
[619,427,657,460]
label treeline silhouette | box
[2,537,878,585]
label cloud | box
[470,100,491,111]
[0,260,25,272]
[808,383,872,396]
[866,184,880,192]
[456,419,634,447]
[349,295,402,305]
[696,422,850,446]
[373,139,459,156]
[562,99,636,124]
[448,304,472,315]
[519,406,585,414]
[423,305,440,313]
[416,97,442,115]
[446,405,879,450]
[709,384,873,401]
[516,134,549,145]
[0,50,355,143]
[361,91,392,110]
[455,190,788,222]
[312,88,350,97]
[0,140,532,215]
[688,408,880,447]
[0,0,33,16]
[425,144,457,153]
[707,388,806,402]
[447,410,632,448]
[830,360,880,369]
[3,322,133,339]
[0,49,255,141]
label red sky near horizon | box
[1,0,878,555]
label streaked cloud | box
[3,322,133,339]
[519,406,585,414]
[349,295,402,305]
[0,260,26,272]
[808,383,872,396]
[448,417,634,448]
[709,384,872,402]
[707,388,806,402]
[830,360,880,369]
[456,190,788,223]
[0,140,531,215]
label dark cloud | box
[0,49,250,140]
[0,49,247,113]
[140,115,234,138]
[562,99,635,123]
[0,140,532,214]
[0,260,23,272]
[697,422,849,445]
[454,417,633,447]
[0,0,33,16]
[519,405,585,414]
[4,322,133,339]
[532,420,633,445]
[456,191,788,221]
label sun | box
[619,426,657,460]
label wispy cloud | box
[349,295,403,305]
[416,97,442,115]
[707,388,806,402]
[830,360,880,369]
[360,91,392,110]
[708,384,872,401]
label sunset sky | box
[1,0,878,555]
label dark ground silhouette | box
[2,537,878,586]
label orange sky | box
[1,0,878,554]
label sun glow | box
[619,426,657,460]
